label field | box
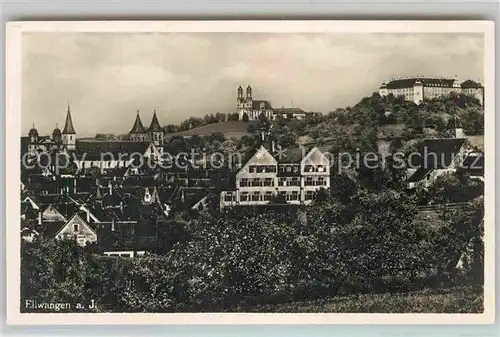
[165,121,252,139]
[227,286,483,313]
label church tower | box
[52,124,62,144]
[62,104,76,151]
[245,85,253,109]
[129,110,148,142]
[28,123,39,154]
[148,110,164,147]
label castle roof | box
[148,111,162,132]
[129,111,147,134]
[385,77,456,89]
[460,79,483,89]
[62,105,76,134]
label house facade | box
[220,145,330,209]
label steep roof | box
[62,105,76,134]
[129,111,147,134]
[148,111,162,132]
[409,138,467,169]
[75,140,150,160]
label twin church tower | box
[27,105,164,155]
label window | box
[290,177,300,186]
[264,192,273,201]
[73,224,79,232]
[263,178,273,187]
[305,191,314,200]
[278,178,286,186]
[305,177,314,186]
[251,178,261,187]
[224,193,234,202]
[240,178,249,187]
[252,192,260,201]
[240,192,249,202]
[317,177,325,186]
[288,191,299,201]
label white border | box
[5,20,495,325]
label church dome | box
[28,126,38,137]
[53,127,61,137]
[52,126,62,142]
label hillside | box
[164,121,252,139]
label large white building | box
[236,85,318,121]
[378,77,484,105]
[220,143,330,209]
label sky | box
[22,33,484,137]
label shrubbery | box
[21,183,484,312]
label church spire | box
[148,110,162,132]
[129,110,146,134]
[62,103,76,134]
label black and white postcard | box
[5,20,495,325]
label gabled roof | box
[129,111,147,134]
[461,153,484,176]
[148,111,162,132]
[62,105,76,134]
[409,138,467,169]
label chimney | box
[108,181,112,195]
[271,139,276,153]
[120,201,123,212]
[37,211,42,225]
[111,218,115,231]
[86,209,90,223]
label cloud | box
[22,33,484,136]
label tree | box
[277,132,298,148]
[164,124,178,134]
[215,112,226,123]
